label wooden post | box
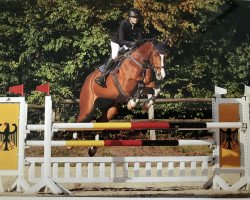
[148,94,156,140]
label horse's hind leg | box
[76,105,95,123]
[88,105,119,157]
[76,93,97,123]
[67,91,96,151]
[96,106,118,122]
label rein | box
[111,45,156,103]
[129,48,156,71]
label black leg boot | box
[95,56,112,87]
[95,71,110,87]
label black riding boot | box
[95,56,112,87]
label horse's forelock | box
[154,41,168,54]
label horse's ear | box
[155,40,168,54]
[152,38,159,46]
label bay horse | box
[76,39,167,156]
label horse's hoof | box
[143,99,154,110]
[142,103,152,110]
[142,105,149,111]
[127,99,138,110]
[142,101,149,110]
[88,147,98,157]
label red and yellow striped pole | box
[26,139,214,147]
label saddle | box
[98,49,129,74]
[96,46,146,102]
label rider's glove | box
[128,42,135,47]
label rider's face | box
[129,16,139,25]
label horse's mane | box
[113,38,158,63]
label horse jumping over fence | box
[76,39,168,155]
[77,39,167,123]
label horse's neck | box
[119,42,153,74]
[115,42,154,93]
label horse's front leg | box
[143,86,161,110]
[127,82,144,110]
[127,96,140,110]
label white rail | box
[26,156,212,183]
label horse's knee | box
[147,82,156,88]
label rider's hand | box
[129,42,135,47]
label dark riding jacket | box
[111,19,144,47]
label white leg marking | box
[160,54,164,67]
[154,88,161,97]
[160,54,166,79]
[127,99,139,110]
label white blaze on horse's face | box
[155,54,166,80]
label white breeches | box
[111,41,129,59]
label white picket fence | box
[26,156,212,183]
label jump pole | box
[52,121,243,131]
[26,139,215,147]
[11,97,30,192]
[24,85,250,193]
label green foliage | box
[135,0,226,41]
[0,0,249,123]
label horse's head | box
[148,40,168,80]
[135,39,168,80]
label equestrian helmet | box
[128,8,141,18]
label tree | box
[0,0,26,95]
[134,0,249,98]
[0,0,249,114]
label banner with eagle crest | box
[0,103,19,170]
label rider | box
[95,8,145,87]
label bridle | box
[111,41,164,102]
[126,45,163,73]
